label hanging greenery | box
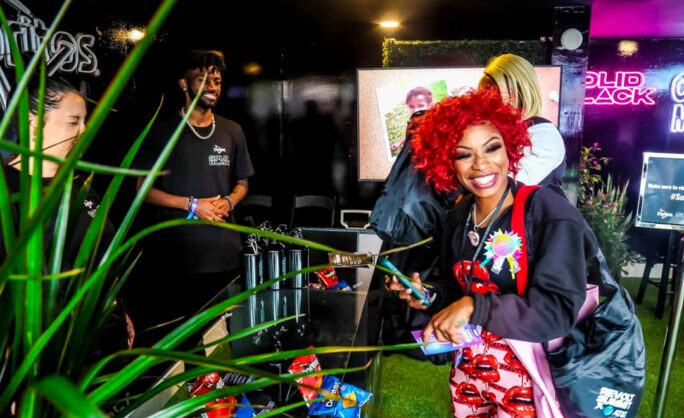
[382,38,551,68]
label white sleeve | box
[513,123,566,185]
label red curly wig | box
[411,88,531,193]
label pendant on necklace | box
[467,230,480,247]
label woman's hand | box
[423,296,474,344]
[387,272,429,311]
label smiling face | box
[454,122,509,201]
[183,66,222,109]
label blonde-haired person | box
[479,54,566,187]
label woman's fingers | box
[388,276,405,292]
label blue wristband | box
[186,197,198,220]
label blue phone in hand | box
[378,257,431,307]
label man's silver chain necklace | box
[180,108,215,140]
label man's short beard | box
[198,96,217,109]
[186,81,218,109]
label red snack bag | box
[203,397,237,418]
[189,372,222,396]
[288,346,323,405]
[315,267,339,289]
[189,372,236,418]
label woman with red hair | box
[389,89,598,417]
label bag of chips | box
[288,347,323,405]
[308,375,373,418]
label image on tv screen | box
[357,66,562,181]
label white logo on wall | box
[594,387,635,417]
[0,0,99,109]
[209,144,230,166]
[657,208,674,220]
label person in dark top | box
[388,89,598,417]
[479,54,566,188]
[1,76,130,349]
[131,50,254,341]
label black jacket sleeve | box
[469,187,598,342]
[425,198,469,312]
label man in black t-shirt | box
[132,50,254,337]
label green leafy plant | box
[0,1,422,416]
[579,143,639,279]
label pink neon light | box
[585,70,656,105]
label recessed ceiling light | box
[618,40,639,57]
[128,28,145,42]
[379,21,400,28]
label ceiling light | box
[243,62,262,76]
[379,21,400,28]
[618,40,638,57]
[128,29,145,42]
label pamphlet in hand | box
[411,324,483,355]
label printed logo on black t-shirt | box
[209,143,230,166]
[83,199,99,218]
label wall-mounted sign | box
[585,71,656,105]
[671,72,684,133]
[0,1,99,109]
[636,152,684,231]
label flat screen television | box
[357,66,562,181]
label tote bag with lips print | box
[509,185,646,418]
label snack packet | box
[189,372,237,418]
[315,267,340,288]
[288,347,323,405]
[308,375,372,418]
[411,324,483,355]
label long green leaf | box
[88,262,333,404]
[0,4,29,235]
[0,1,72,146]
[253,400,309,418]
[0,140,169,176]
[190,314,304,353]
[4,215,344,409]
[46,171,74,321]
[9,269,84,281]
[0,0,178,292]
[147,362,371,418]
[0,0,72,256]
[28,375,106,418]
[111,366,213,417]
[62,97,165,376]
[0,0,180,409]
[23,56,47,389]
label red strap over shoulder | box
[511,185,540,297]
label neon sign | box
[585,71,656,105]
[0,0,98,110]
[671,72,684,133]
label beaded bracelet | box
[222,195,234,211]
[186,197,199,220]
